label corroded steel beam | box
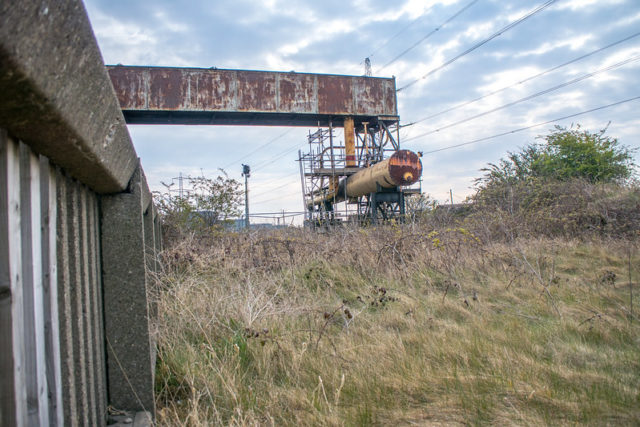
[107,66,398,127]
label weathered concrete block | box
[0,0,137,193]
[101,164,156,415]
[55,170,79,426]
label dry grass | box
[152,227,640,426]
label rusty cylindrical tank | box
[342,149,422,197]
[308,150,422,207]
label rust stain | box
[236,70,277,112]
[317,75,353,115]
[384,79,397,116]
[389,150,422,186]
[354,77,379,115]
[108,66,147,108]
[148,68,184,110]
[279,73,316,113]
[107,66,397,120]
[189,69,236,110]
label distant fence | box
[1,1,160,425]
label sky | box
[82,0,640,224]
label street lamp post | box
[242,164,250,229]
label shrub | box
[154,171,243,240]
[476,125,636,189]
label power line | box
[251,178,300,202]
[221,129,294,170]
[378,0,479,73]
[403,54,640,142]
[251,170,300,187]
[252,142,306,172]
[403,31,640,127]
[409,95,640,155]
[397,0,558,92]
[363,5,435,62]
[252,190,301,206]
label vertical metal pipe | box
[298,150,307,221]
[244,174,249,229]
[362,122,369,166]
[329,121,335,171]
[344,117,356,167]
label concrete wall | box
[0,0,161,425]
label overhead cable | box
[397,0,558,92]
[410,95,640,155]
[252,191,300,205]
[403,30,640,127]
[404,54,640,142]
[252,142,307,172]
[363,5,434,63]
[252,170,300,187]
[250,179,300,203]
[378,0,479,73]
[221,128,294,170]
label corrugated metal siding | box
[0,131,107,426]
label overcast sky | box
[83,0,640,223]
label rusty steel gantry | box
[107,65,398,127]
[108,66,421,226]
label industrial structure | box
[299,118,422,226]
[108,66,423,227]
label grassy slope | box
[154,228,639,426]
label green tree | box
[155,170,243,237]
[477,125,636,189]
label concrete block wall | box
[56,162,108,426]
[0,0,162,425]
[101,165,157,416]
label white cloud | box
[277,19,353,57]
[477,66,544,93]
[88,10,193,65]
[556,0,626,11]
[515,35,594,58]
[152,10,188,33]
[611,10,640,28]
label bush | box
[154,171,243,241]
[448,126,640,241]
[476,125,636,189]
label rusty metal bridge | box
[108,66,399,127]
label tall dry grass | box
[152,226,639,426]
